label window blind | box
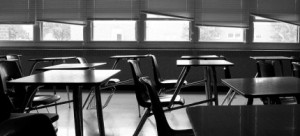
[87,0,140,20]
[0,0,34,23]
[142,0,193,19]
[37,0,86,24]
[252,0,300,25]
[195,0,249,28]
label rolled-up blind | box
[252,0,300,25]
[142,0,193,19]
[87,0,140,19]
[37,0,86,24]
[195,0,249,28]
[0,0,34,23]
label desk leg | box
[72,86,83,136]
[29,61,39,75]
[95,85,105,136]
[279,60,284,76]
[211,66,218,105]
[204,66,212,105]
[111,59,120,69]
[247,98,253,105]
[168,66,190,108]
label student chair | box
[138,77,194,136]
[0,60,61,113]
[147,54,187,93]
[127,59,185,136]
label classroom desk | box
[221,77,300,105]
[169,59,234,107]
[28,56,77,75]
[7,70,120,136]
[186,105,300,136]
[180,55,231,78]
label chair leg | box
[102,87,117,109]
[86,95,95,110]
[138,105,141,117]
[133,108,150,136]
[82,87,95,109]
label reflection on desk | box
[186,105,300,136]
[36,63,106,70]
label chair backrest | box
[257,60,276,77]
[5,54,24,76]
[0,61,27,112]
[138,77,174,136]
[147,54,163,87]
[292,62,300,77]
[127,59,150,108]
[76,57,88,64]
[0,72,14,122]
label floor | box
[32,89,264,136]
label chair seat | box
[108,78,120,84]
[147,94,185,107]
[32,95,61,106]
[161,79,187,88]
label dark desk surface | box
[222,77,300,98]
[177,59,234,66]
[181,55,224,59]
[36,63,106,70]
[250,56,294,60]
[28,56,77,61]
[186,105,300,136]
[109,55,148,59]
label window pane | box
[42,22,83,41]
[253,22,298,43]
[146,21,189,41]
[199,26,245,42]
[93,21,136,41]
[0,24,33,41]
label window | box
[253,22,298,43]
[146,20,189,41]
[199,26,245,42]
[92,21,136,41]
[0,24,33,41]
[41,22,83,41]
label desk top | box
[186,105,300,136]
[28,56,77,61]
[8,70,120,86]
[250,56,294,60]
[177,59,234,66]
[110,55,148,59]
[181,55,224,59]
[222,77,300,97]
[36,63,106,70]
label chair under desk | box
[7,69,120,136]
[169,59,234,107]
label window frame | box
[197,25,247,43]
[0,23,35,42]
[40,21,84,42]
[91,20,137,42]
